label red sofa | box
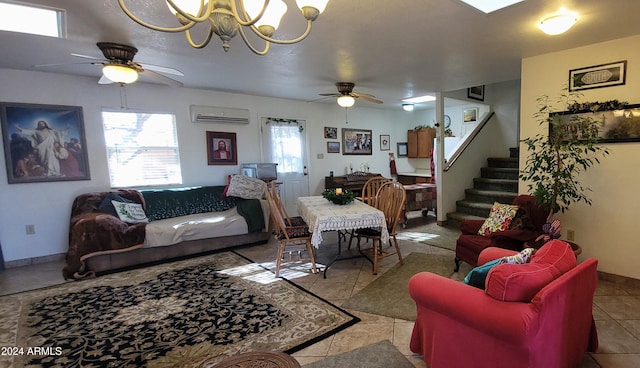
[409,240,598,368]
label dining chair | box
[264,186,318,277]
[267,181,306,227]
[355,181,406,274]
[347,176,392,249]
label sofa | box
[409,240,598,368]
[64,185,270,280]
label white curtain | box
[264,119,304,174]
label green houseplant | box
[519,90,615,222]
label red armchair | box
[409,241,599,368]
[454,194,548,271]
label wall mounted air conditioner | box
[190,105,250,124]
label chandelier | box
[118,0,330,55]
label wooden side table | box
[212,351,301,368]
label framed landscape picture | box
[550,103,640,144]
[207,131,237,165]
[342,128,372,155]
[327,141,340,153]
[1,102,90,183]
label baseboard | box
[598,270,640,288]
[4,253,65,269]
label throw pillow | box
[498,247,535,265]
[509,207,536,230]
[111,200,149,224]
[225,174,266,200]
[99,192,133,217]
[477,202,519,236]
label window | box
[0,2,64,37]
[102,111,182,187]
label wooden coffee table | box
[212,351,301,368]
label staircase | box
[447,148,519,227]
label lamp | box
[102,64,139,84]
[118,0,330,55]
[538,9,577,35]
[402,103,414,112]
[337,95,355,108]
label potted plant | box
[519,90,616,223]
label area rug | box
[302,340,414,368]
[0,251,359,367]
[341,252,454,321]
[397,222,461,251]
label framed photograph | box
[380,134,390,151]
[467,85,485,101]
[1,102,90,184]
[569,60,627,91]
[463,108,478,123]
[324,126,337,139]
[327,141,340,153]
[397,142,408,157]
[207,131,237,165]
[342,128,372,155]
[550,103,640,144]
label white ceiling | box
[2,0,640,110]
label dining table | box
[297,196,389,276]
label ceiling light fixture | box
[402,103,414,112]
[337,95,355,108]
[118,0,330,55]
[538,9,578,35]
[102,64,139,84]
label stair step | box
[455,200,493,218]
[473,177,518,192]
[487,157,519,169]
[464,189,518,204]
[446,211,486,228]
[481,167,519,180]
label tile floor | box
[1,215,639,368]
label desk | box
[297,196,389,248]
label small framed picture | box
[380,134,390,151]
[207,131,237,165]
[397,142,408,157]
[327,141,340,153]
[467,85,485,101]
[463,108,478,123]
[324,126,337,139]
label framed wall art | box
[1,102,90,183]
[569,60,627,91]
[467,85,485,101]
[324,126,337,139]
[327,141,340,153]
[550,103,640,144]
[342,128,372,155]
[207,131,237,165]
[397,142,408,157]
[380,134,390,150]
[463,108,478,123]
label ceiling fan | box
[319,82,383,107]
[36,42,184,87]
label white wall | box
[520,35,640,280]
[0,68,421,263]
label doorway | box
[260,117,310,216]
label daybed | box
[409,240,598,368]
[64,185,270,280]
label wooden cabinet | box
[407,128,435,158]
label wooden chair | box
[266,181,305,227]
[347,176,392,249]
[355,181,406,274]
[264,186,318,277]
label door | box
[261,117,310,216]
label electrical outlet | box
[25,224,35,235]
[567,229,575,242]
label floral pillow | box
[477,202,519,236]
[225,174,266,200]
[112,201,149,224]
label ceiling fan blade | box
[141,69,184,88]
[98,75,114,85]
[355,94,383,104]
[319,93,340,97]
[33,61,93,68]
[72,53,104,61]
[139,63,184,76]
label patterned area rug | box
[0,252,358,367]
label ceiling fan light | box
[296,0,329,14]
[337,95,355,108]
[102,64,138,84]
[402,103,414,112]
[245,0,288,30]
[538,11,577,35]
[166,0,206,16]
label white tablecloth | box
[297,196,389,247]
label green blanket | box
[236,198,265,233]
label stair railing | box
[443,111,495,171]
